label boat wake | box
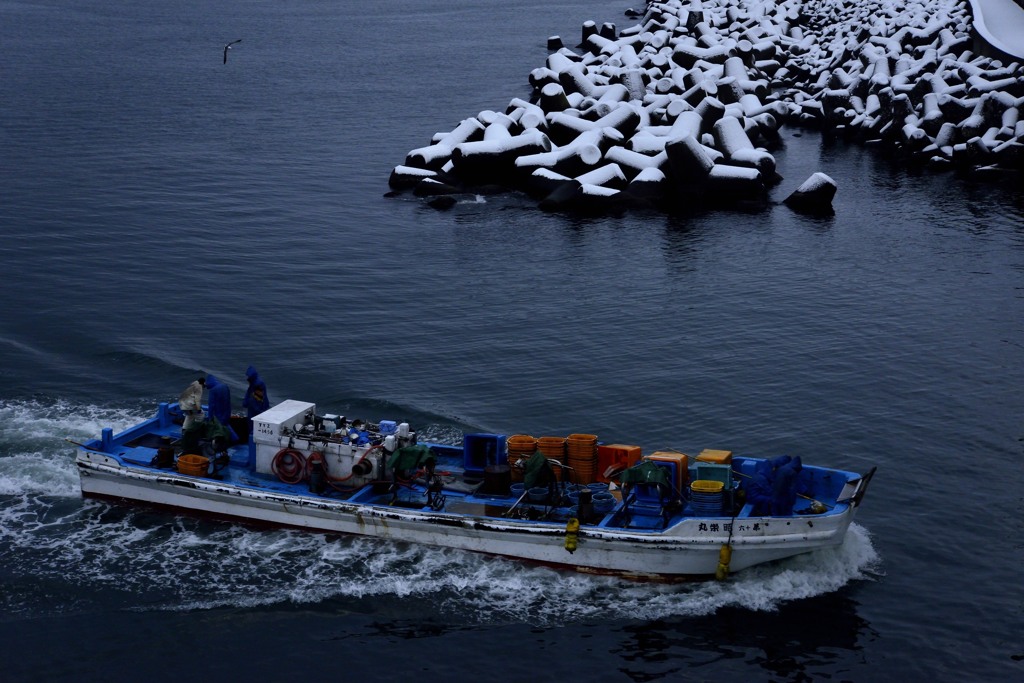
[0,399,882,623]
[0,398,143,495]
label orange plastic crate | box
[596,444,642,482]
[697,448,733,465]
[644,451,690,492]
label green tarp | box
[523,450,553,490]
[619,459,670,487]
[388,444,436,472]
[179,418,233,454]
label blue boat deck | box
[82,405,859,533]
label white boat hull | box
[78,451,858,579]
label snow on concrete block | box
[388,165,437,191]
[665,134,715,183]
[413,177,460,197]
[539,83,572,113]
[451,130,552,182]
[783,172,837,214]
[705,164,766,200]
[406,118,486,170]
[524,167,573,198]
[575,162,628,190]
[625,166,667,201]
[396,0,1024,213]
[539,179,627,214]
[712,115,755,154]
[605,146,667,177]
[515,128,605,177]
[728,148,778,177]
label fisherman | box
[771,456,803,516]
[746,455,794,516]
[178,376,206,430]
[745,459,775,516]
[242,365,270,418]
[204,374,239,442]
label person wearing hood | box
[204,374,239,442]
[771,456,803,516]
[243,365,270,418]
[746,459,775,516]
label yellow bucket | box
[177,453,209,477]
[690,479,724,494]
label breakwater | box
[389,0,1023,214]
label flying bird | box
[223,39,242,64]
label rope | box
[271,447,307,484]
[272,445,383,489]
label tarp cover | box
[523,450,553,489]
[620,460,670,487]
[388,444,435,472]
[179,418,233,454]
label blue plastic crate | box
[463,433,507,476]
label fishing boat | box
[74,399,875,580]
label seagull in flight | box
[223,39,242,64]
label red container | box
[596,444,642,482]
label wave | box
[3,495,880,622]
[0,398,146,494]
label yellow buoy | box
[564,517,580,553]
[715,544,732,581]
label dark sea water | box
[2,1,1023,681]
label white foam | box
[8,498,880,620]
[0,452,79,496]
[0,399,145,496]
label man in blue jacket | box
[746,459,775,516]
[771,456,803,516]
[243,365,270,418]
[747,455,795,516]
[204,374,239,442]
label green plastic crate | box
[695,463,732,488]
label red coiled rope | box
[271,447,308,484]
[271,445,383,487]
